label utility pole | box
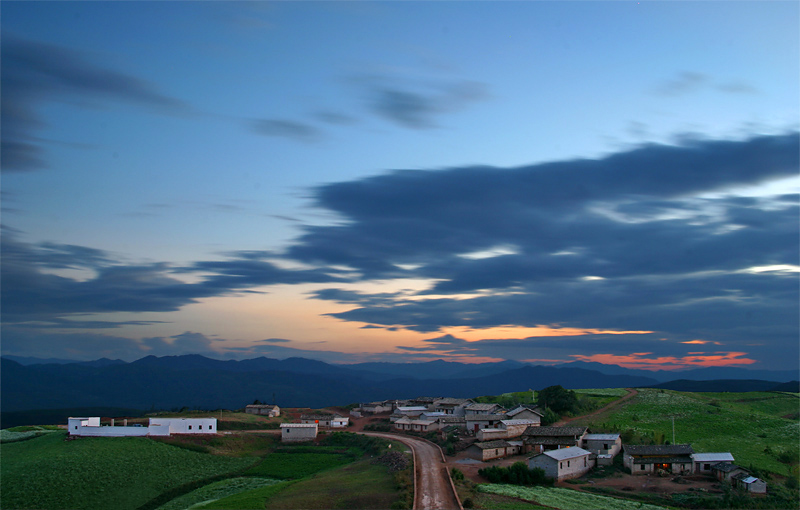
[672,416,675,444]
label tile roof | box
[466,403,503,411]
[623,444,694,456]
[713,463,744,473]
[435,398,473,406]
[507,405,543,417]
[523,426,587,437]
[472,440,512,449]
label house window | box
[604,444,609,450]
[567,461,570,467]
[188,425,192,430]
[704,463,710,470]
[640,465,645,471]
[584,457,587,467]
[199,425,203,430]
[560,462,563,469]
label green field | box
[155,477,284,510]
[262,457,403,509]
[478,484,668,510]
[570,388,800,475]
[244,451,354,479]
[0,432,257,510]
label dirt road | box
[554,388,639,426]
[361,432,462,510]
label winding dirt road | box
[554,387,639,426]
[361,432,462,510]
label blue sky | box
[2,1,798,370]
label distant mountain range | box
[2,354,796,424]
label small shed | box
[692,452,734,474]
[528,447,594,481]
[245,404,280,417]
[281,423,318,443]
[733,473,767,494]
[712,463,749,482]
[466,440,513,462]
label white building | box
[68,417,216,437]
[281,423,318,442]
[528,447,594,481]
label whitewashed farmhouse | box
[281,423,318,442]
[528,447,594,480]
[68,417,217,437]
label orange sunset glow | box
[570,352,757,371]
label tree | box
[537,385,578,415]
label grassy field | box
[155,477,283,510]
[244,451,354,479]
[261,457,403,510]
[569,388,800,475]
[0,431,257,510]
[478,484,669,510]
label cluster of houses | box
[357,396,767,494]
[67,416,217,437]
[280,412,350,443]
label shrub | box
[478,462,551,486]
[450,468,465,481]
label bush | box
[478,462,551,486]
[450,468,464,481]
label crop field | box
[0,431,257,510]
[478,484,668,510]
[244,451,353,479]
[570,388,800,475]
[156,477,283,510]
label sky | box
[2,1,799,371]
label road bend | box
[361,432,462,510]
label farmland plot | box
[570,388,799,475]
[478,484,668,510]
[0,431,256,510]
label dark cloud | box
[285,133,799,368]
[0,229,347,326]
[1,35,189,172]
[0,328,224,361]
[361,78,488,129]
[249,118,321,142]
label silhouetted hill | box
[647,379,783,392]
[769,380,800,393]
[1,356,657,416]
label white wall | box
[149,418,217,434]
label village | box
[241,395,769,496]
[66,393,770,499]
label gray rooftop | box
[623,444,694,456]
